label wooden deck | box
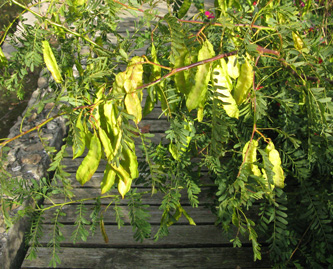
[20,2,272,268]
[21,101,271,268]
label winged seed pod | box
[101,164,117,194]
[118,177,132,199]
[186,39,215,113]
[42,40,62,83]
[212,61,239,119]
[72,110,86,159]
[120,140,139,180]
[265,141,285,188]
[242,140,261,177]
[174,44,189,95]
[76,133,102,185]
[0,47,7,67]
[226,55,240,80]
[113,56,143,124]
[292,31,304,51]
[233,55,253,105]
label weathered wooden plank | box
[22,247,271,269]
[65,171,153,188]
[43,187,213,205]
[41,205,216,225]
[37,224,237,246]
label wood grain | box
[22,247,271,268]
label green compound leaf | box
[177,0,192,19]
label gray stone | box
[80,46,90,55]
[21,154,42,165]
[1,42,17,59]
[46,121,58,130]
[37,77,48,89]
[11,165,22,172]
[25,143,44,152]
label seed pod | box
[212,61,239,119]
[186,39,215,112]
[113,72,127,96]
[76,133,102,185]
[124,57,143,124]
[120,140,139,179]
[242,140,261,177]
[226,55,240,80]
[98,127,114,162]
[118,177,132,199]
[101,164,117,194]
[233,56,253,105]
[100,216,108,243]
[184,48,197,88]
[102,102,122,159]
[42,40,62,83]
[265,141,285,188]
[292,31,304,51]
[0,47,8,67]
[174,45,189,95]
[113,57,143,123]
[124,86,142,124]
[73,110,86,159]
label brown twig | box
[138,51,238,90]
[0,112,66,147]
[0,103,96,147]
